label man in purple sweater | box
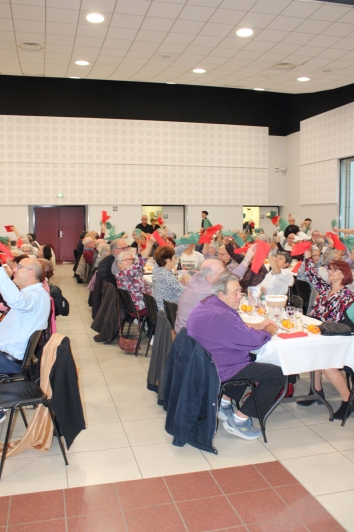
[187,272,285,441]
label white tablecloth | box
[243,314,354,375]
[143,274,152,286]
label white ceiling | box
[2,0,354,93]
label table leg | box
[308,371,333,421]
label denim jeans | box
[0,351,21,374]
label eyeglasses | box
[122,258,134,262]
[328,267,341,273]
[16,263,33,271]
[116,246,129,251]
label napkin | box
[157,216,164,226]
[291,260,302,274]
[233,234,245,248]
[251,240,270,274]
[326,232,346,251]
[101,210,111,224]
[153,230,166,247]
[278,332,308,339]
[4,225,12,232]
[17,238,24,248]
[199,224,222,244]
[175,233,200,245]
[0,242,13,259]
[291,241,312,256]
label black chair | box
[163,301,178,331]
[117,288,147,356]
[292,295,303,309]
[343,367,354,427]
[0,330,42,383]
[294,279,311,314]
[142,293,158,357]
[0,380,68,480]
[218,380,267,443]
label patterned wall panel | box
[300,103,354,166]
[300,160,338,205]
[0,163,268,206]
[0,115,269,205]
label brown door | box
[34,206,86,262]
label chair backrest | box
[294,279,311,303]
[164,300,178,330]
[292,295,303,309]
[307,287,319,316]
[143,293,158,324]
[117,288,137,316]
[22,330,43,370]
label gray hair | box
[20,244,34,253]
[322,248,340,265]
[270,237,277,244]
[211,272,239,296]
[97,243,110,258]
[82,237,94,246]
[256,234,269,242]
[116,251,133,263]
[199,259,224,279]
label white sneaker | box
[133,319,138,326]
[0,410,7,424]
[150,335,154,346]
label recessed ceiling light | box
[17,42,44,52]
[70,77,80,79]
[166,82,175,84]
[254,87,264,91]
[75,60,89,66]
[297,77,310,82]
[193,68,206,73]
[236,28,253,37]
[86,13,104,23]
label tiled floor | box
[0,463,346,531]
[0,264,353,531]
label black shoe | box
[333,400,352,420]
[93,334,107,342]
[297,388,325,406]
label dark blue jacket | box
[163,329,220,454]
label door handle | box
[59,231,63,238]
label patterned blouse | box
[152,244,188,311]
[114,255,152,311]
[304,259,354,322]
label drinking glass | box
[286,306,295,319]
[273,306,281,323]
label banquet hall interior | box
[2,0,354,530]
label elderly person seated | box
[20,243,36,257]
[297,245,322,285]
[259,251,294,295]
[94,243,110,268]
[179,244,204,272]
[82,237,96,266]
[131,230,147,254]
[202,241,219,259]
[114,236,155,313]
[152,246,189,311]
[187,272,285,441]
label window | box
[340,157,354,229]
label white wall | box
[87,204,141,244]
[0,205,29,237]
[186,205,243,234]
[283,132,338,233]
[268,136,285,206]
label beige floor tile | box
[0,454,68,496]
[259,406,304,431]
[108,382,152,402]
[96,354,143,371]
[67,421,129,453]
[202,435,276,469]
[66,447,142,487]
[79,384,113,403]
[281,452,354,496]
[132,442,211,478]
[123,417,172,446]
[114,396,165,421]
[310,420,354,451]
[280,401,337,426]
[316,490,354,532]
[103,367,148,384]
[76,357,102,373]
[260,425,336,460]
[82,401,120,425]
[79,371,106,387]
[341,448,354,463]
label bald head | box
[199,259,225,283]
[13,257,44,289]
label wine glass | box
[286,306,295,319]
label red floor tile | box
[65,483,119,516]
[8,519,66,532]
[123,503,185,532]
[116,477,172,509]
[67,511,126,532]
[9,490,65,525]
[276,484,334,519]
[211,465,269,495]
[228,488,293,524]
[0,496,10,527]
[164,471,222,501]
[255,462,298,488]
[177,496,241,532]
[247,517,308,531]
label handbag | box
[319,322,353,336]
[118,335,140,354]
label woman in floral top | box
[152,245,189,311]
[114,236,155,313]
[301,254,354,420]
